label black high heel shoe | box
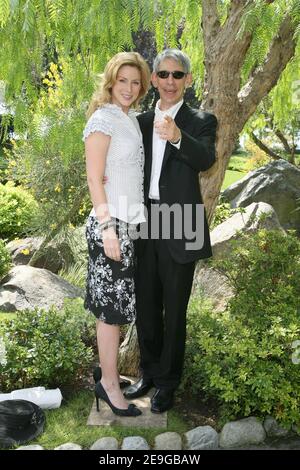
[93,366,131,389]
[95,381,142,416]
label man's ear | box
[151,71,158,88]
[185,73,193,89]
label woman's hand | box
[102,226,121,261]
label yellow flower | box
[50,223,57,230]
[54,185,61,193]
[21,248,30,255]
[50,63,58,73]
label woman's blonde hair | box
[86,52,150,118]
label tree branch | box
[239,14,297,124]
[274,129,292,154]
[212,0,253,70]
[202,0,221,46]
[251,132,281,160]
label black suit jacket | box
[137,102,217,263]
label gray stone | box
[0,265,83,312]
[292,424,300,435]
[90,437,119,450]
[16,445,44,450]
[210,202,284,260]
[184,425,219,450]
[6,237,43,266]
[6,225,87,274]
[121,436,150,450]
[54,443,82,450]
[193,264,233,312]
[264,416,290,437]
[154,432,182,450]
[221,159,300,233]
[219,417,266,448]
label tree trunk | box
[199,1,297,222]
[118,324,140,377]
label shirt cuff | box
[170,138,181,149]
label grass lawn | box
[222,169,246,190]
[221,153,249,190]
[0,312,17,321]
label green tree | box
[245,56,300,165]
[0,0,299,227]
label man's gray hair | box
[153,49,191,74]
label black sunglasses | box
[156,70,187,79]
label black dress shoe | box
[123,377,154,399]
[93,366,131,389]
[150,388,174,413]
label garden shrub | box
[183,229,300,427]
[0,239,11,280]
[211,202,245,229]
[0,305,93,392]
[62,298,96,350]
[0,182,38,240]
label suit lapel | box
[143,112,155,190]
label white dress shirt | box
[149,99,183,200]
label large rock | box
[6,237,74,274]
[210,201,284,259]
[0,265,83,312]
[192,264,233,312]
[6,226,87,274]
[221,160,300,233]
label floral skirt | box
[84,215,137,325]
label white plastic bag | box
[0,387,63,409]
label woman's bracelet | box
[99,220,115,232]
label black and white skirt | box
[84,215,137,325]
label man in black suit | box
[124,49,217,413]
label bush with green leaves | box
[0,182,38,240]
[211,201,245,230]
[0,304,94,392]
[183,229,300,427]
[0,239,11,280]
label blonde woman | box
[83,52,150,416]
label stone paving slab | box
[87,378,167,428]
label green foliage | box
[0,238,11,280]
[183,229,300,426]
[211,202,245,230]
[61,298,96,350]
[0,304,94,392]
[0,182,38,240]
[59,261,87,290]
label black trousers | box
[135,236,195,390]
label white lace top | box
[83,103,145,224]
